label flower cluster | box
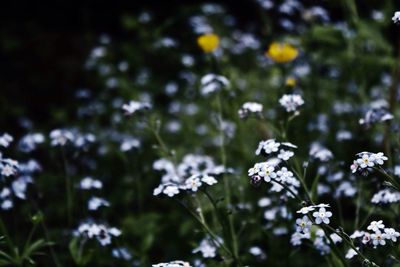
[371,189,400,204]
[238,102,263,119]
[359,104,393,126]
[351,152,388,174]
[122,100,152,115]
[249,139,299,197]
[296,204,332,225]
[75,222,122,246]
[200,73,230,96]
[350,220,400,249]
[49,129,96,148]
[152,261,192,267]
[279,94,304,113]
[153,154,230,197]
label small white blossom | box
[345,248,358,259]
[371,231,387,247]
[259,165,277,182]
[297,206,315,214]
[384,228,400,242]
[296,216,312,233]
[0,133,13,148]
[279,94,304,112]
[163,185,180,197]
[185,177,202,192]
[367,220,385,232]
[392,11,400,24]
[201,175,217,185]
[80,177,103,190]
[312,207,332,224]
[277,149,294,160]
[88,197,110,210]
[122,100,151,115]
[200,74,230,96]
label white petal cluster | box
[279,94,304,112]
[392,11,400,24]
[351,152,387,173]
[371,189,400,204]
[200,73,230,96]
[256,139,297,158]
[351,220,400,248]
[75,223,121,246]
[238,102,263,119]
[0,133,13,148]
[192,237,220,258]
[122,100,152,115]
[152,261,192,267]
[309,143,333,162]
[18,133,45,153]
[49,129,96,148]
[153,154,228,197]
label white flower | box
[185,177,202,192]
[276,167,293,182]
[279,94,304,112]
[200,74,230,96]
[80,177,103,190]
[392,11,400,24]
[313,203,330,208]
[312,207,332,224]
[362,232,371,244]
[345,248,358,259]
[163,185,180,197]
[0,133,13,148]
[367,220,385,232]
[201,175,217,185]
[152,261,192,267]
[153,185,164,196]
[49,129,74,146]
[374,152,388,165]
[263,140,280,154]
[384,228,400,242]
[1,199,13,210]
[296,216,312,233]
[277,149,294,160]
[330,233,342,244]
[1,164,16,177]
[88,197,110,210]
[259,165,277,182]
[356,154,375,168]
[122,100,151,115]
[350,160,359,173]
[192,238,217,258]
[371,231,387,247]
[297,206,315,214]
[238,102,263,119]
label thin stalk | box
[60,147,73,226]
[216,92,239,261]
[376,167,400,192]
[175,199,233,259]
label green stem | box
[175,199,233,259]
[216,92,239,262]
[61,147,73,226]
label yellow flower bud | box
[266,42,299,63]
[286,77,296,87]
[197,33,220,53]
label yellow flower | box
[285,77,296,87]
[197,33,220,53]
[266,42,299,63]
